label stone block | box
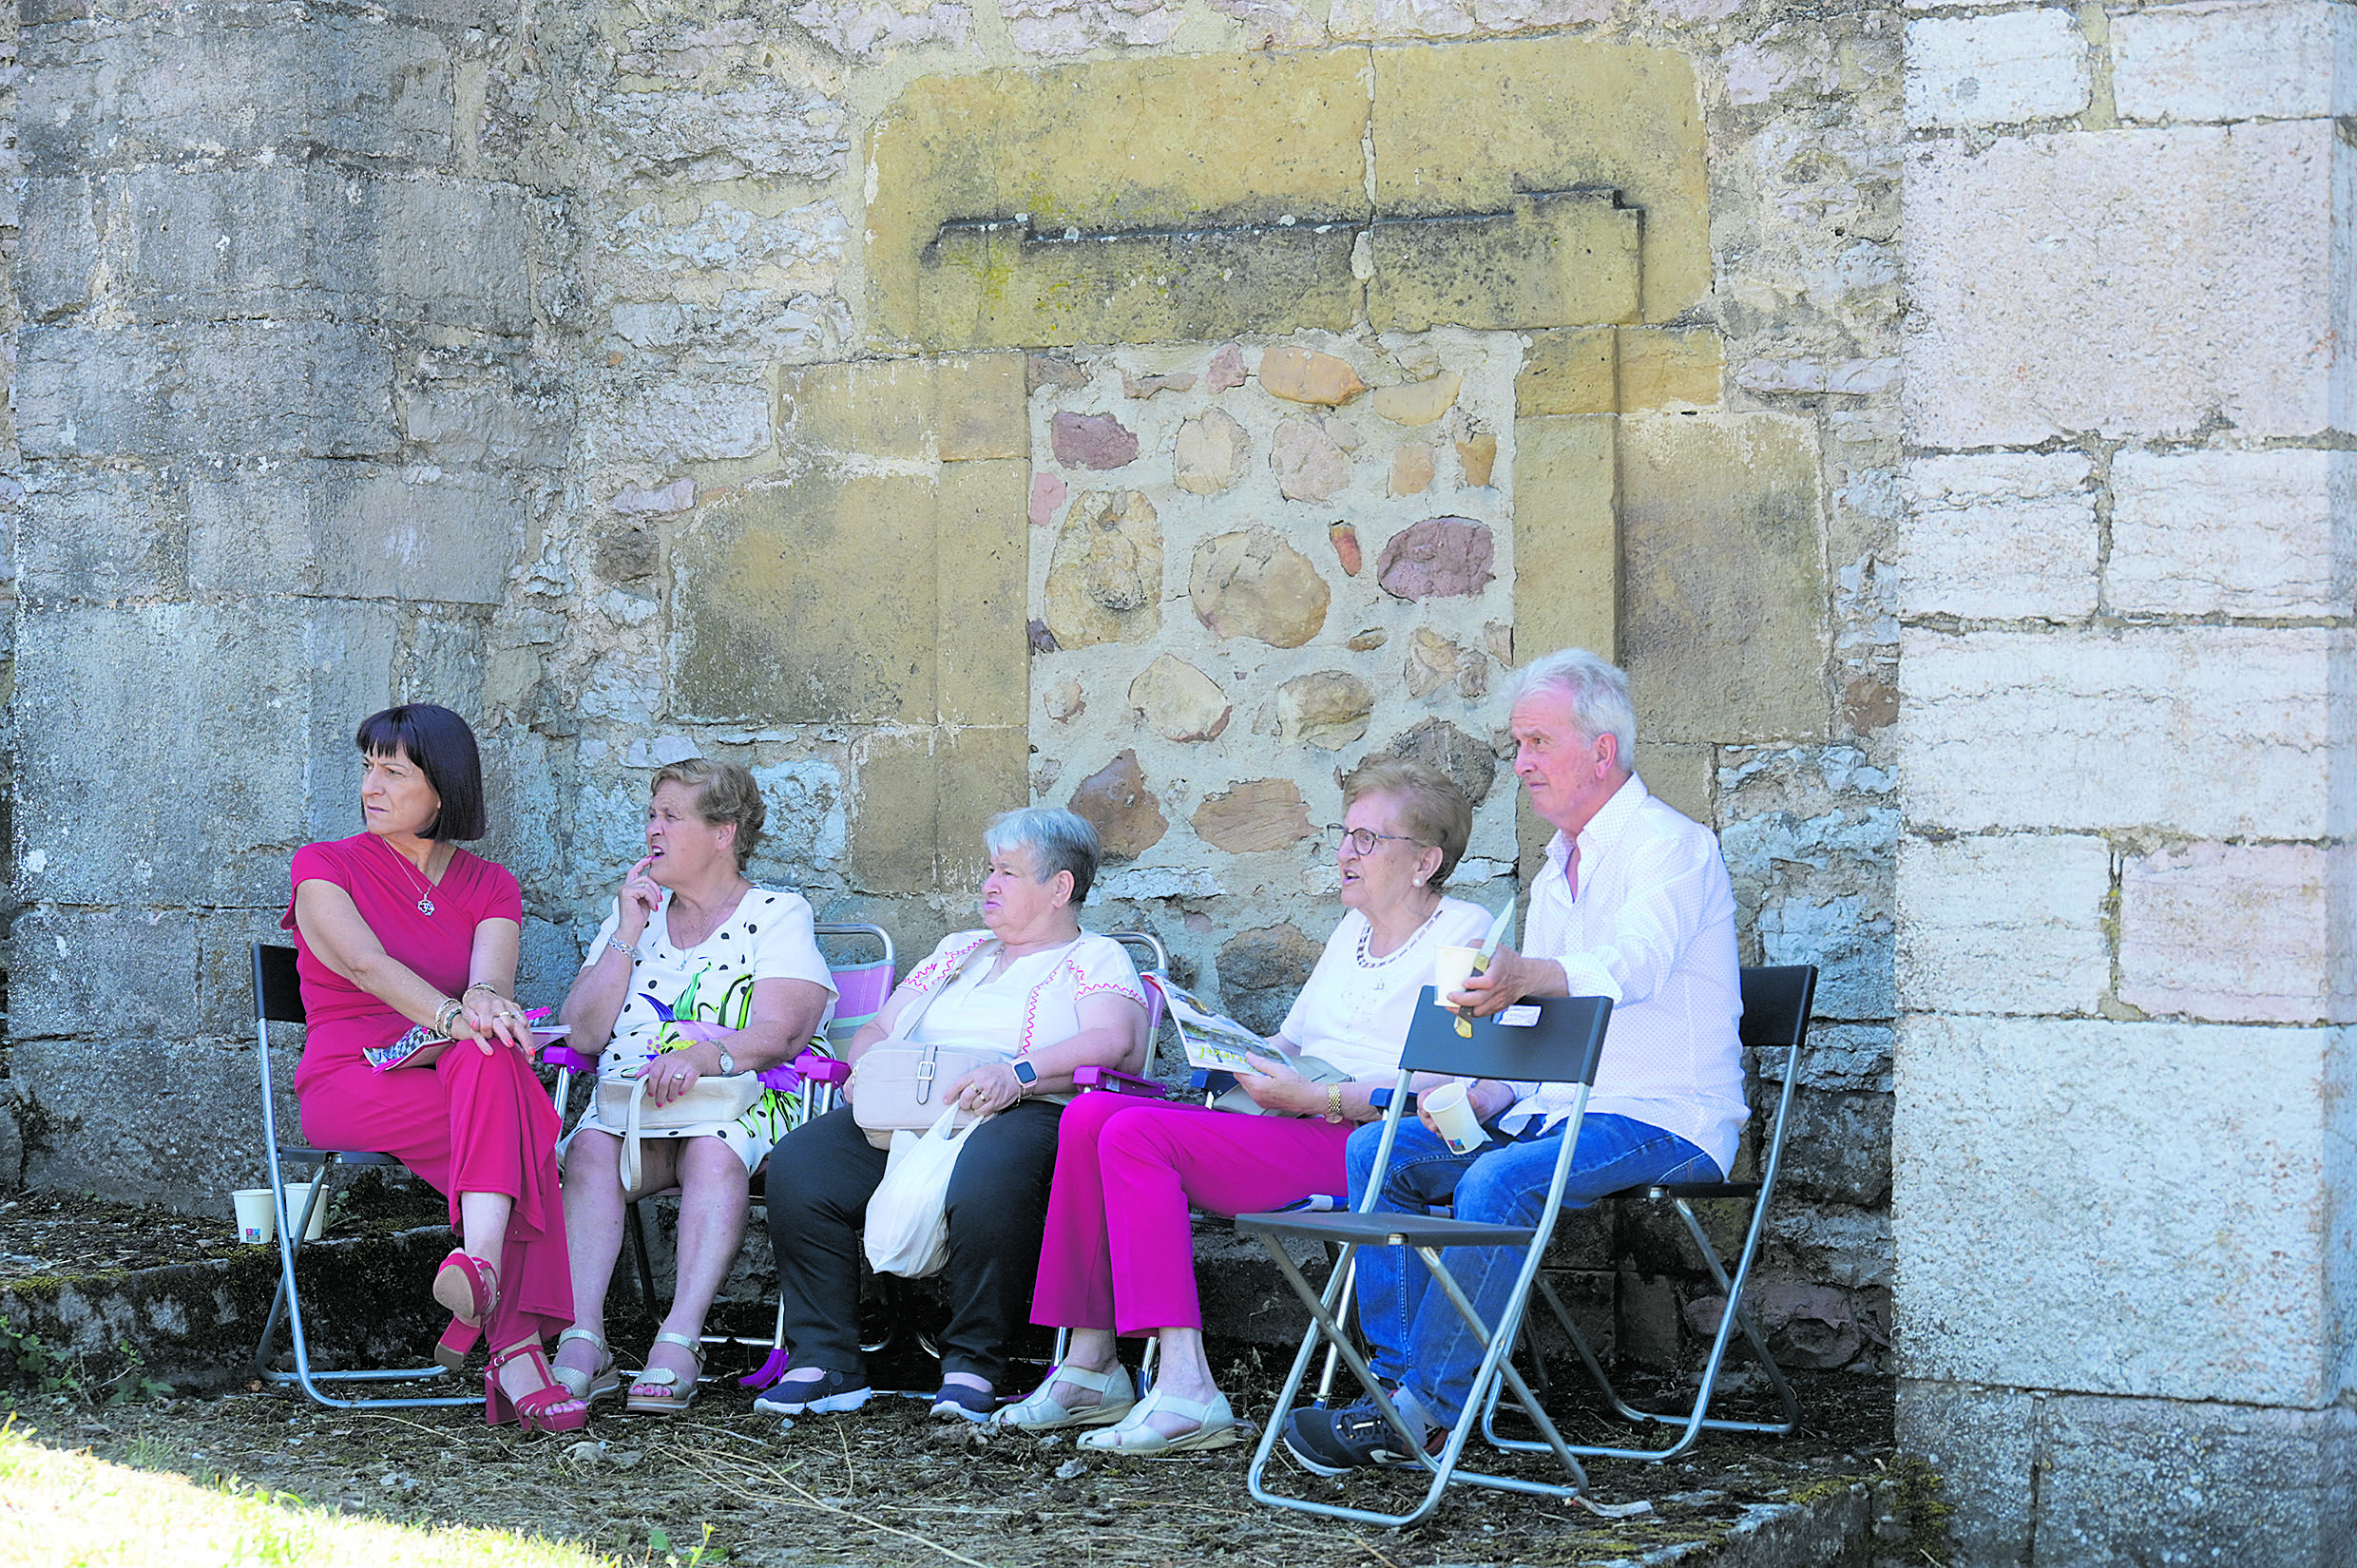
[1777,1088,1892,1207]
[2030,1395,2357,1568]
[1216,923,1322,1035]
[1192,779,1314,853]
[1619,413,1827,745]
[2108,449,2350,619]
[1618,326,1722,411]
[1189,529,1330,648]
[11,907,200,1039]
[195,909,303,1035]
[1044,490,1162,650]
[779,354,1026,464]
[13,1034,291,1212]
[2112,0,2357,123]
[919,220,1359,351]
[1901,626,2336,838]
[595,84,849,183]
[2119,842,2347,1024]
[1516,327,1615,416]
[188,462,524,605]
[1904,10,2089,128]
[1893,1382,2038,1568]
[1897,832,2113,1016]
[1514,414,1617,660]
[1371,38,1711,321]
[935,459,1029,728]
[19,17,452,173]
[15,466,187,602]
[401,383,571,470]
[1900,452,2098,621]
[1066,750,1169,863]
[674,471,943,724]
[23,169,532,333]
[1367,192,1642,332]
[849,732,938,896]
[15,602,397,907]
[17,324,397,461]
[868,50,1370,348]
[1129,656,1232,743]
[1638,741,1714,828]
[604,376,772,468]
[1905,122,2338,446]
[1895,1014,2348,1405]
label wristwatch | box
[716,1048,737,1077]
[1012,1059,1039,1097]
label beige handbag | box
[851,941,1019,1147]
[600,1072,765,1191]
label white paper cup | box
[1423,1080,1491,1156]
[283,1182,331,1242]
[232,1188,278,1245]
[1430,945,1485,1006]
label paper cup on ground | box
[283,1182,331,1242]
[1423,1080,1491,1156]
[232,1188,278,1245]
[1430,945,1485,1007]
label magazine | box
[1142,974,1279,1073]
[364,1014,567,1072]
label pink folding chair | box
[537,922,897,1390]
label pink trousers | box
[298,1044,573,1350]
[1030,1093,1353,1337]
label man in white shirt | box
[1284,647,1746,1475]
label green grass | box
[0,1417,617,1568]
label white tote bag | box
[862,1106,976,1279]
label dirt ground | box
[21,1337,1896,1568]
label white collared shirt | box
[1500,774,1748,1176]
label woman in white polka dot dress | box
[550,759,837,1415]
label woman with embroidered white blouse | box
[757,807,1149,1425]
[1001,760,1490,1455]
[550,760,836,1416]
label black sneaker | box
[929,1383,999,1424]
[1282,1395,1446,1477]
[753,1367,874,1418]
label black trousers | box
[764,1100,1064,1387]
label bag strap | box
[621,1077,650,1192]
[880,938,1001,1044]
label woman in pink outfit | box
[1006,760,1490,1455]
[285,703,584,1434]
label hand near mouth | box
[620,853,663,936]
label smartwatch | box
[1012,1059,1039,1096]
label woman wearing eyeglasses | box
[1003,759,1492,1454]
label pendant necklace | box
[386,840,439,916]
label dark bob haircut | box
[355,704,489,842]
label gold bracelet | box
[1324,1083,1345,1124]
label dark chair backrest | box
[255,943,305,1026]
[1398,990,1611,1086]
[1736,966,1817,1054]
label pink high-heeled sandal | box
[431,1250,498,1372]
[485,1338,589,1433]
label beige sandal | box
[624,1330,704,1415]
[551,1328,623,1405]
[994,1362,1137,1431]
[1077,1387,1242,1456]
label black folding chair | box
[1484,964,1817,1462]
[1239,989,1613,1527]
[249,942,474,1408]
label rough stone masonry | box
[0,0,2344,1558]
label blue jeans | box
[1343,1113,1719,1425]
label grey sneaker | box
[753,1367,874,1418]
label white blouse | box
[583,886,836,1075]
[1276,897,1496,1080]
[898,930,1146,1057]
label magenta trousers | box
[1030,1093,1354,1336]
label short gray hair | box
[983,807,1102,904]
[1508,648,1638,770]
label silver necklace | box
[385,840,439,916]
[1355,904,1444,969]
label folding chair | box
[535,922,900,1388]
[1239,989,1614,1527]
[1485,963,1817,1463]
[248,942,477,1408]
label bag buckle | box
[916,1043,938,1102]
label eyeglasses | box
[1340,828,1420,855]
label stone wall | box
[1,0,1902,1383]
[1890,3,2355,1562]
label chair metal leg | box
[627,1200,660,1315]
[1243,1235,1588,1530]
[1484,1197,1800,1463]
[253,1157,472,1409]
